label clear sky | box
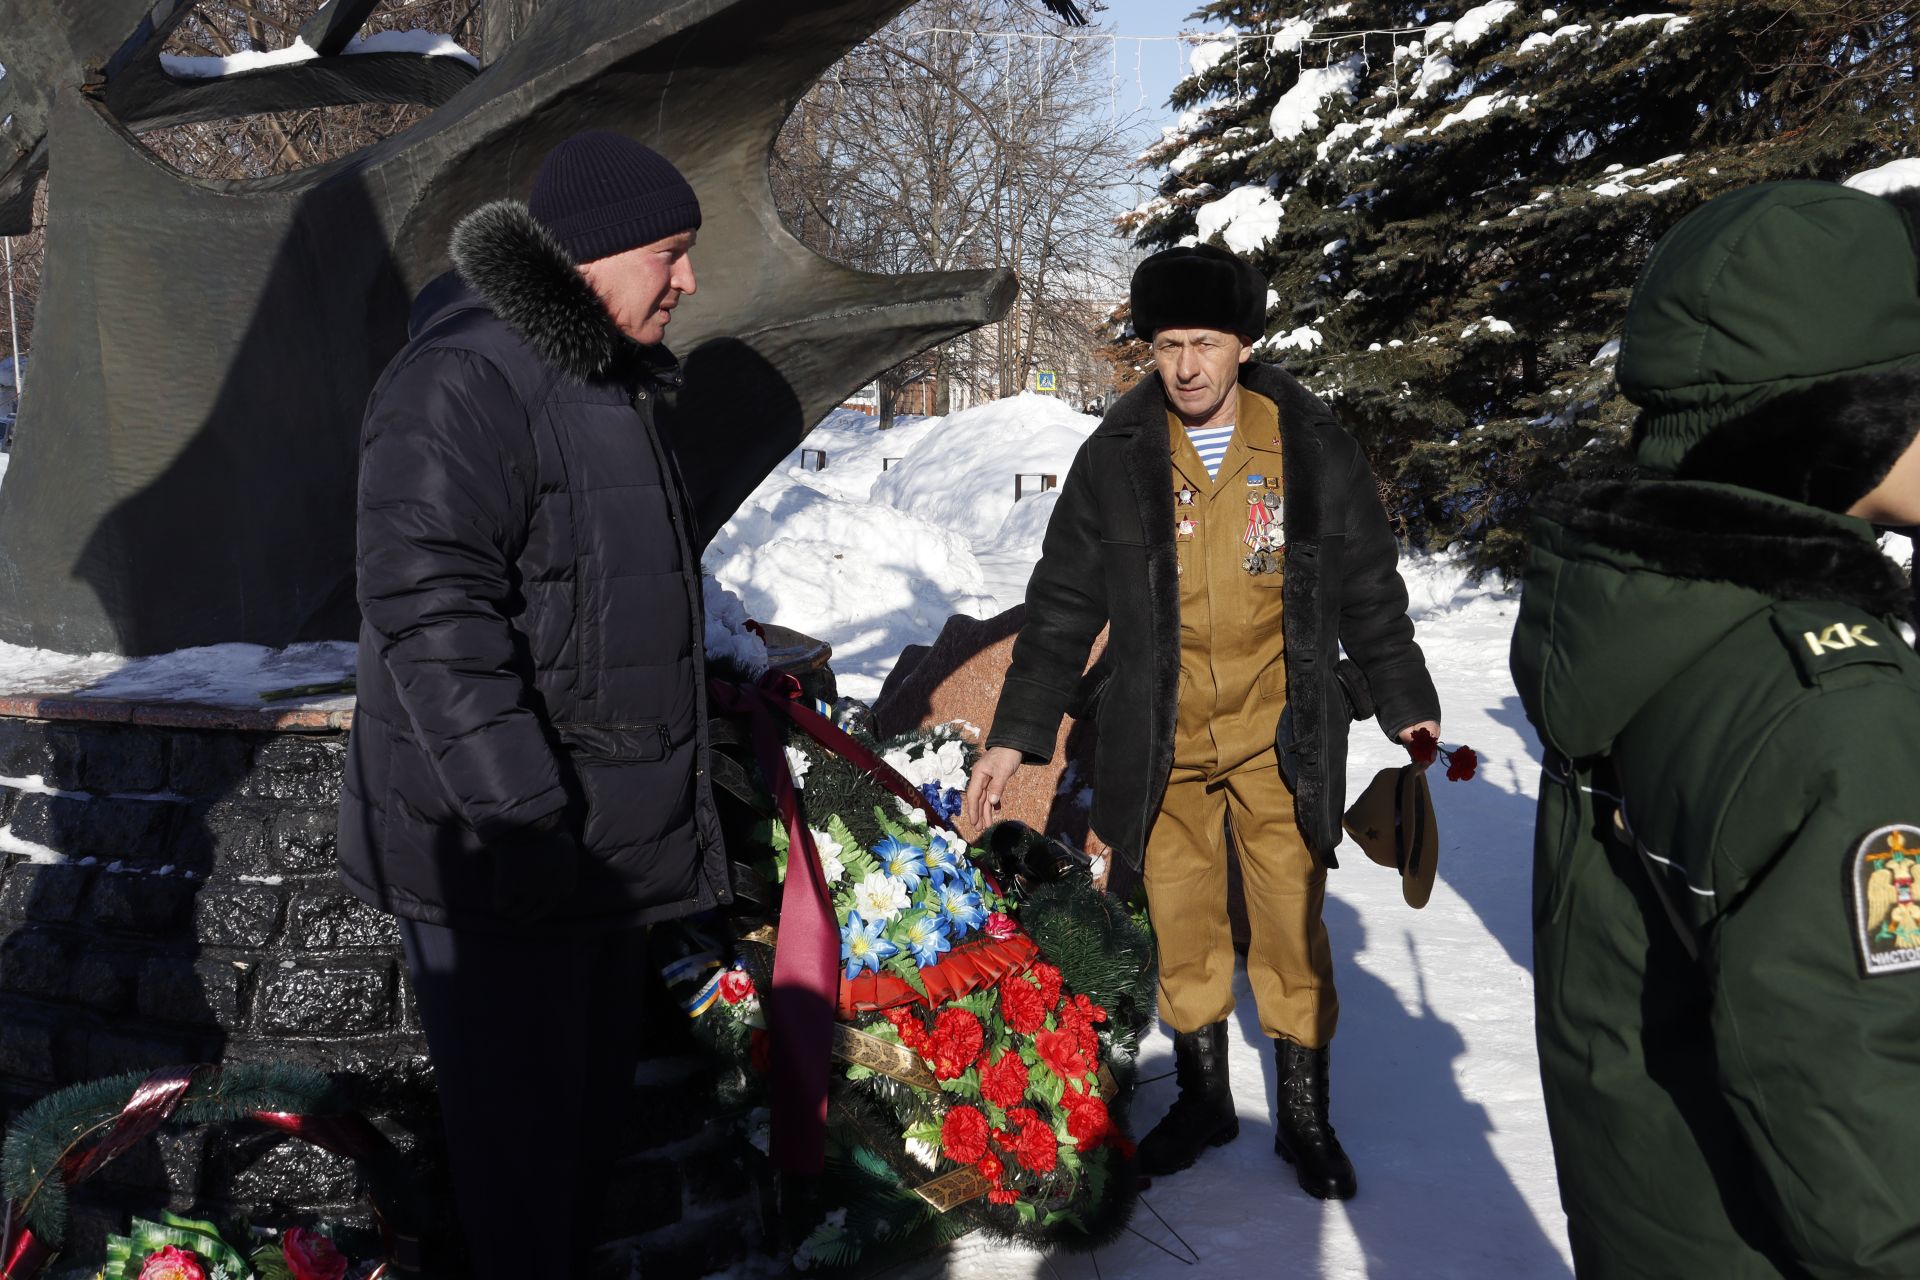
[1093,0,1228,134]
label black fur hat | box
[1130,243,1267,342]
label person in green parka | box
[1511,181,1920,1278]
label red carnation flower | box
[987,1187,1020,1204]
[928,1008,985,1080]
[1035,1028,1093,1081]
[886,1006,934,1056]
[718,969,755,1005]
[1031,963,1064,1011]
[1445,744,1479,782]
[1063,1091,1115,1153]
[999,976,1049,1035]
[977,1151,1005,1184]
[941,1105,990,1165]
[1073,993,1107,1024]
[1408,727,1439,766]
[983,912,1018,940]
[1012,1117,1059,1174]
[980,1050,1031,1110]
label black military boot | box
[1136,1020,1238,1177]
[1273,1038,1357,1200]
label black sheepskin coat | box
[338,201,764,933]
[987,363,1440,869]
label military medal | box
[1176,487,1196,507]
[1243,492,1284,573]
[1176,517,1197,540]
[1246,473,1265,487]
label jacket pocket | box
[556,722,670,762]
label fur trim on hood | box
[1668,364,1920,513]
[449,200,635,381]
[1540,480,1911,619]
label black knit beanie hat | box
[1620,180,1920,510]
[528,130,702,265]
[1130,243,1268,342]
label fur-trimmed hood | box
[1515,479,1910,757]
[445,199,649,383]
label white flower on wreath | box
[851,870,911,922]
[808,827,846,883]
[785,745,812,789]
[884,737,970,796]
[891,794,929,826]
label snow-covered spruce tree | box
[1128,2,1920,573]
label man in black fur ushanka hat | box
[965,242,1441,1201]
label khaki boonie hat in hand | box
[1342,764,1439,909]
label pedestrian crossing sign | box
[1035,370,1058,392]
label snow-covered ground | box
[707,399,1577,1277]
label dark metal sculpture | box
[0,0,1027,654]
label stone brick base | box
[0,709,765,1274]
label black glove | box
[488,809,580,922]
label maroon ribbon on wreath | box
[707,671,949,1175]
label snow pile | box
[0,638,356,708]
[1846,157,1920,196]
[1196,185,1286,255]
[775,409,935,502]
[1428,92,1532,134]
[1411,52,1458,100]
[160,29,475,78]
[868,394,1098,547]
[1262,325,1325,353]
[990,487,1062,557]
[705,479,995,703]
[1188,37,1235,79]
[1445,1,1519,49]
[1461,316,1516,339]
[703,577,769,679]
[1270,58,1361,142]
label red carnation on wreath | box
[1058,997,1104,1060]
[941,1104,990,1165]
[928,1008,985,1080]
[1011,1114,1059,1174]
[1409,728,1478,781]
[718,969,755,1005]
[980,1050,1030,1110]
[984,911,1017,940]
[886,1006,934,1057]
[999,974,1049,1035]
[1063,1090,1117,1153]
[1030,962,1064,1011]
[138,1247,208,1280]
[977,1151,1005,1184]
[283,1228,349,1280]
[1035,1027,1093,1081]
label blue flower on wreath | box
[874,836,928,889]
[922,828,970,885]
[934,879,987,938]
[897,911,953,968]
[919,780,964,824]
[842,911,898,980]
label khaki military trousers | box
[1142,755,1337,1047]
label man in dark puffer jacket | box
[336,131,761,1276]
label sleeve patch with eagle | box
[1851,825,1920,977]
